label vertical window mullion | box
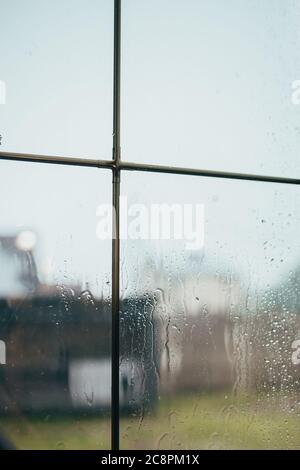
[111,0,122,451]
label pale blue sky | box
[122,0,300,177]
[0,0,113,158]
[0,0,299,299]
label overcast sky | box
[0,0,299,300]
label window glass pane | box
[0,0,113,159]
[121,171,300,449]
[0,161,111,449]
[122,0,300,178]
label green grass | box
[121,393,300,450]
[0,414,110,450]
[1,392,300,449]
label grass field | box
[1,392,300,449]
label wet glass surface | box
[122,0,300,178]
[120,171,300,449]
[0,161,112,449]
[0,0,113,159]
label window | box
[0,0,299,451]
[0,161,112,449]
[122,0,300,178]
[121,172,300,449]
[0,0,113,158]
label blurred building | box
[0,232,158,414]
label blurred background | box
[1,0,300,450]
[0,164,299,449]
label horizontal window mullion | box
[119,161,300,186]
[0,151,113,169]
[1,151,300,186]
